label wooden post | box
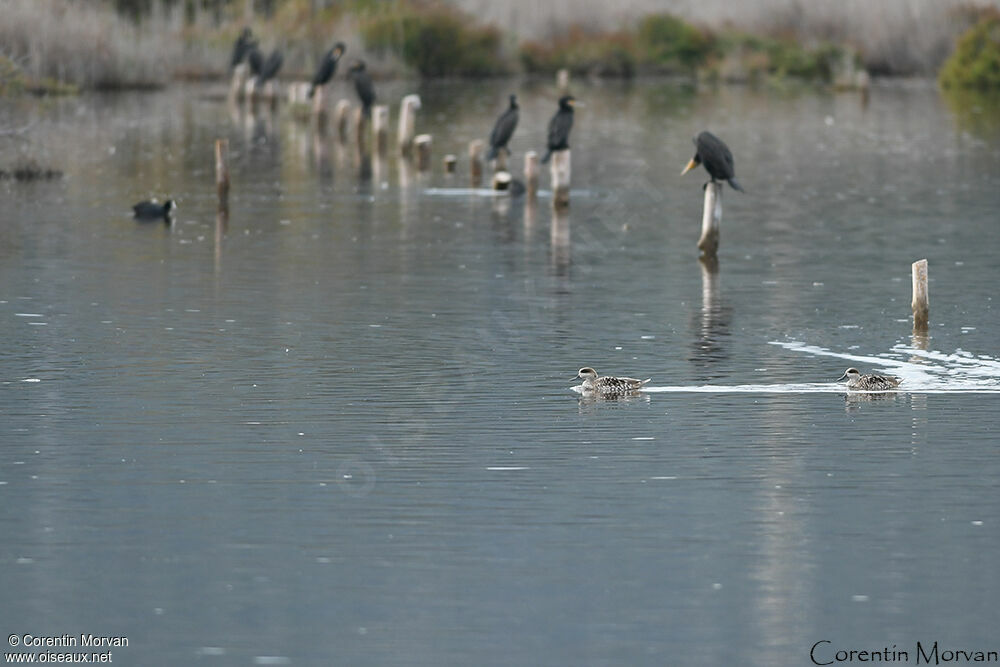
[912,259,929,331]
[469,140,484,186]
[311,83,325,116]
[557,68,570,93]
[244,77,257,105]
[524,151,538,198]
[230,63,249,103]
[334,100,351,143]
[493,150,507,173]
[414,134,432,172]
[215,138,229,212]
[443,154,457,173]
[372,105,389,155]
[492,171,511,191]
[354,107,369,150]
[697,182,722,257]
[398,94,421,156]
[550,149,570,209]
[263,80,278,109]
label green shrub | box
[939,15,1000,88]
[636,13,713,71]
[0,54,27,95]
[714,32,843,82]
[361,2,505,77]
[519,26,636,77]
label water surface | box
[1,79,999,666]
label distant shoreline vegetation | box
[939,10,1000,89]
[0,0,996,93]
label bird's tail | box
[728,178,745,193]
[363,105,372,119]
[307,85,315,99]
[486,145,498,161]
[540,149,552,164]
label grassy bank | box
[1,0,180,91]
[1,0,993,92]
[518,16,848,83]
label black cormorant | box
[308,42,346,98]
[541,95,577,164]
[246,45,264,79]
[487,94,519,161]
[347,60,376,118]
[681,131,744,192]
[230,27,257,70]
[256,49,283,85]
[133,199,176,221]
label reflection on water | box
[689,255,731,374]
[1,80,999,666]
[940,87,1000,139]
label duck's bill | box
[681,158,697,176]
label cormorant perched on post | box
[681,131,744,192]
[230,28,257,70]
[308,42,346,99]
[246,45,264,79]
[256,48,283,86]
[347,60,376,118]
[541,95,577,164]
[486,94,519,161]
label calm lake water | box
[1,79,999,666]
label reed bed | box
[1,0,182,90]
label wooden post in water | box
[469,140,484,186]
[263,81,278,109]
[354,108,369,150]
[550,149,570,209]
[443,154,457,174]
[524,151,539,199]
[230,63,249,103]
[334,100,351,143]
[557,68,570,93]
[492,171,511,191]
[493,150,507,173]
[311,83,326,119]
[215,138,230,212]
[398,94,421,157]
[372,105,390,155]
[697,182,723,257]
[244,77,258,106]
[414,134,432,172]
[912,259,929,331]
